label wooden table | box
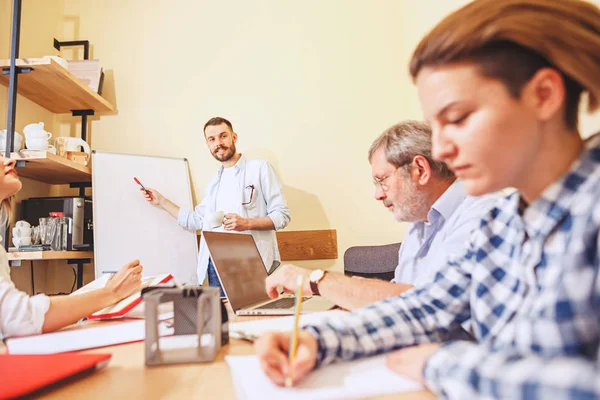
[21,310,435,399]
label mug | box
[23,122,46,136]
[12,226,32,238]
[26,130,52,140]
[15,220,31,229]
[207,211,225,228]
[0,129,23,151]
[13,236,32,247]
[27,140,55,151]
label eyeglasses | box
[242,184,255,205]
[373,170,397,192]
[372,160,412,192]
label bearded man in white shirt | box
[143,117,291,295]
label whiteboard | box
[92,152,198,283]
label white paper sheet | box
[6,319,173,354]
[229,310,348,341]
[226,354,422,400]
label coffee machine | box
[20,196,93,250]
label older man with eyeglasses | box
[266,120,500,315]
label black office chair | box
[343,242,402,281]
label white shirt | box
[213,166,241,233]
[394,180,502,285]
[0,243,50,340]
[178,156,291,283]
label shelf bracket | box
[67,259,92,289]
[71,109,95,142]
[70,182,92,197]
[53,38,90,60]
[1,66,32,75]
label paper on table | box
[6,319,172,354]
[226,354,422,400]
[229,310,347,341]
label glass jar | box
[48,212,66,251]
[39,217,49,245]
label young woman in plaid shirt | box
[255,0,600,398]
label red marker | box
[134,177,151,195]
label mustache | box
[214,145,229,153]
[383,200,393,208]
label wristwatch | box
[309,269,326,296]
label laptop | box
[203,231,335,315]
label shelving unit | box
[2,0,115,289]
[11,152,91,184]
[0,58,114,113]
[7,250,94,262]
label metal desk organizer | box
[143,286,229,366]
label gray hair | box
[368,120,455,180]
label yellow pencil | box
[285,275,304,387]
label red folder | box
[0,353,111,399]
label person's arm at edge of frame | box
[265,264,413,310]
[256,242,475,386]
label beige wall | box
[60,0,417,275]
[2,0,600,292]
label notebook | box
[70,273,173,319]
[0,353,111,399]
[226,354,422,400]
[203,231,334,315]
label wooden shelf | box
[12,151,91,184]
[7,250,93,262]
[0,57,114,113]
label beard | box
[391,179,430,223]
[212,142,236,162]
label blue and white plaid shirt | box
[305,135,600,399]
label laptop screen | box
[203,231,271,310]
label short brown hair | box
[368,120,455,180]
[203,117,233,134]
[409,0,600,130]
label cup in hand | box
[207,211,225,228]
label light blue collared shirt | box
[394,180,500,286]
[178,155,291,283]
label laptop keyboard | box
[255,297,311,310]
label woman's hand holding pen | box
[104,260,143,302]
[254,330,318,386]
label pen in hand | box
[134,177,151,195]
[286,275,304,388]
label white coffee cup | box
[13,236,31,247]
[0,129,23,151]
[12,226,32,238]
[15,220,31,229]
[27,130,52,140]
[207,211,225,228]
[27,140,55,151]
